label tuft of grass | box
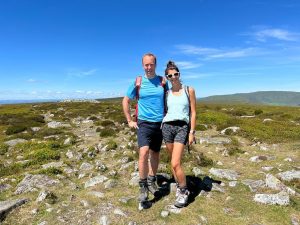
[5,125,27,135]
[100,120,115,127]
[0,163,22,177]
[99,128,116,137]
[25,148,60,163]
[196,124,208,131]
[193,152,214,167]
[106,139,118,150]
[38,167,63,176]
[228,147,245,156]
[0,143,9,155]
[254,109,263,115]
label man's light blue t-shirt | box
[126,75,168,122]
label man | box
[122,53,167,203]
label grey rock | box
[89,191,105,198]
[104,179,117,189]
[128,222,137,225]
[15,174,59,194]
[249,155,269,162]
[228,181,237,187]
[165,204,182,214]
[242,179,265,192]
[79,162,94,171]
[129,172,139,186]
[291,215,300,225]
[261,166,273,172]
[31,127,41,132]
[0,184,12,193]
[84,175,108,188]
[63,137,72,145]
[4,138,27,147]
[66,150,74,159]
[199,137,232,145]
[95,160,107,172]
[254,191,290,205]
[209,168,239,180]
[119,196,134,204]
[98,215,110,225]
[220,126,240,135]
[192,167,205,177]
[161,210,170,217]
[113,208,128,217]
[42,161,64,169]
[0,198,28,221]
[36,190,50,202]
[80,200,89,207]
[199,215,208,224]
[266,174,297,196]
[212,183,225,193]
[47,121,71,128]
[263,118,273,123]
[119,161,135,171]
[277,170,300,182]
[38,222,48,225]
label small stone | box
[99,215,110,225]
[228,181,237,187]
[161,210,170,217]
[113,208,127,217]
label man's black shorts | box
[137,119,163,152]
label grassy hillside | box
[199,91,300,106]
[0,100,299,224]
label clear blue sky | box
[1,0,299,100]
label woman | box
[162,61,197,208]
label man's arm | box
[122,96,138,129]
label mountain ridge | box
[199,91,300,106]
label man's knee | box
[139,146,149,162]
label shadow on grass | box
[145,174,221,208]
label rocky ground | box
[0,102,299,225]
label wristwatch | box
[189,130,195,134]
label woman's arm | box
[188,87,197,145]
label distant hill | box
[199,91,300,106]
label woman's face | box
[166,69,180,83]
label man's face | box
[142,55,156,77]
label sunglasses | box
[166,72,180,79]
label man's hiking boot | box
[147,175,160,197]
[138,180,149,203]
[174,188,190,208]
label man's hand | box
[128,121,139,129]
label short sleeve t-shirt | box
[126,75,167,122]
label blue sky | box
[0,0,300,100]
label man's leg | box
[138,146,150,202]
[148,149,159,176]
[147,149,160,197]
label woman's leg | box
[165,143,177,182]
[171,142,186,188]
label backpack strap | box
[159,76,168,115]
[135,76,142,100]
[184,85,190,111]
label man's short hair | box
[142,53,157,65]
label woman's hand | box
[188,133,196,145]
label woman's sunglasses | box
[166,72,180,79]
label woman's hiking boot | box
[174,188,190,208]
